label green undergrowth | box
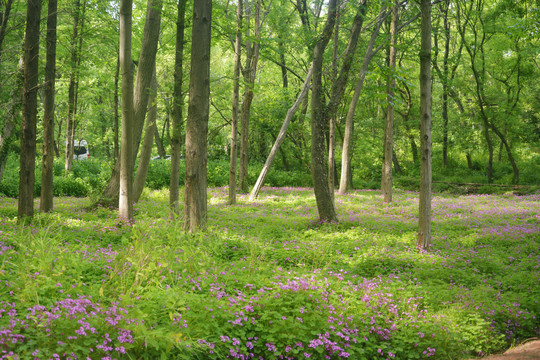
[0,188,538,359]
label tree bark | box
[249,66,313,201]
[338,9,386,194]
[184,0,212,232]
[18,0,42,219]
[382,0,398,203]
[417,0,432,251]
[169,0,186,218]
[0,0,13,73]
[113,54,120,160]
[119,0,134,221]
[40,0,58,213]
[228,0,242,205]
[238,0,262,193]
[311,0,337,223]
[64,0,82,172]
[133,72,158,203]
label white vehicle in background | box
[73,139,89,160]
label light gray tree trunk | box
[184,0,212,232]
[228,0,242,205]
[119,0,134,221]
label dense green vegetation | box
[0,188,538,359]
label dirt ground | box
[471,340,540,360]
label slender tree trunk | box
[338,10,385,194]
[441,1,450,167]
[399,82,419,164]
[133,72,158,203]
[154,122,166,158]
[417,0,432,251]
[0,0,13,76]
[113,54,120,160]
[18,0,42,219]
[169,0,186,218]
[382,0,398,203]
[40,0,58,213]
[100,0,163,205]
[119,0,134,221]
[238,0,261,193]
[184,0,212,232]
[311,0,338,223]
[65,0,82,172]
[228,0,242,205]
[327,7,339,204]
[250,66,313,201]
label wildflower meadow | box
[0,187,538,359]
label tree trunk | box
[249,66,313,201]
[238,0,262,193]
[0,0,13,74]
[169,0,186,218]
[383,0,398,203]
[327,7,339,204]
[154,122,166,158]
[64,0,82,172]
[228,0,242,205]
[119,0,134,221]
[441,2,450,167]
[184,0,212,232]
[100,0,163,205]
[311,0,337,223]
[417,0,432,251]
[338,10,386,194]
[40,0,58,213]
[113,54,120,160]
[133,72,158,203]
[18,0,42,220]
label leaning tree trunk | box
[119,0,134,221]
[133,73,158,203]
[338,9,386,194]
[228,0,242,205]
[184,0,212,232]
[311,0,338,223]
[169,0,186,218]
[417,0,432,251]
[18,0,42,220]
[40,0,58,213]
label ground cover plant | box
[0,188,538,359]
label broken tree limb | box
[249,65,313,201]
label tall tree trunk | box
[119,0,134,221]
[399,82,419,164]
[417,0,432,251]
[18,0,42,219]
[250,66,313,201]
[311,0,337,223]
[40,0,58,213]
[169,0,186,218]
[382,0,398,203]
[441,0,450,167]
[184,0,212,232]
[133,72,158,203]
[65,0,82,172]
[0,0,13,78]
[338,9,386,194]
[100,0,163,205]
[238,0,262,193]
[113,54,120,160]
[228,0,242,205]
[154,122,166,158]
[327,6,339,204]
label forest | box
[0,0,539,359]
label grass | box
[0,187,538,359]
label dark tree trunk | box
[417,0,432,251]
[169,0,186,218]
[40,0,58,213]
[184,0,212,232]
[311,0,337,223]
[18,0,42,219]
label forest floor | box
[475,339,540,359]
[0,187,538,359]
